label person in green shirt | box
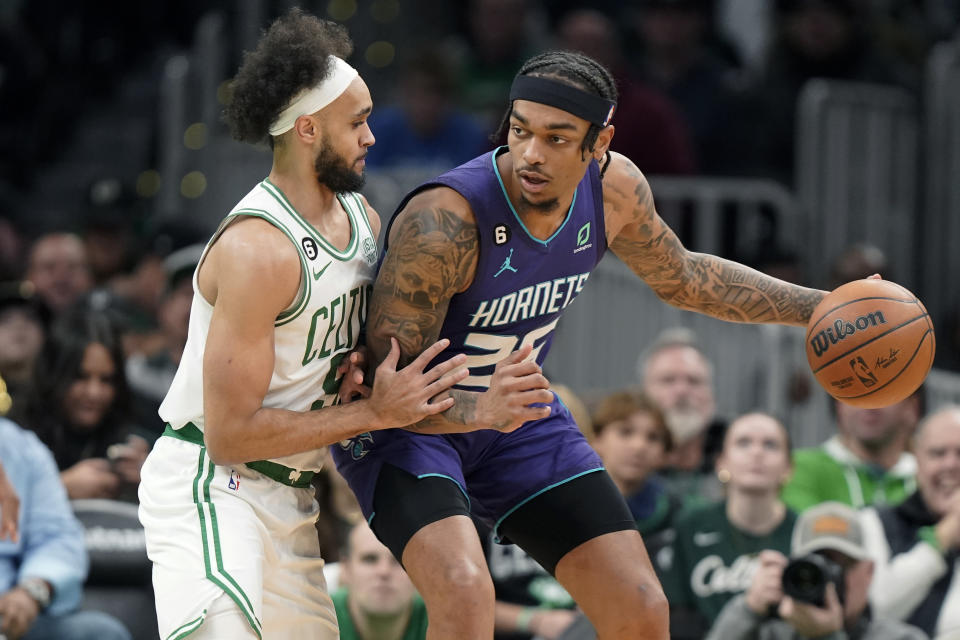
[333,521,428,640]
[782,392,922,511]
[661,412,797,640]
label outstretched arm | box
[368,188,552,434]
[604,154,825,327]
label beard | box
[664,406,709,445]
[516,192,560,214]
[314,140,365,193]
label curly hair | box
[495,50,619,174]
[224,8,354,146]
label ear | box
[592,124,614,161]
[294,113,321,143]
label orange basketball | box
[805,279,935,408]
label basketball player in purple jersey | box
[332,51,829,639]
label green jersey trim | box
[260,179,360,261]
[165,612,206,640]
[343,192,375,239]
[192,449,263,638]
[228,208,312,327]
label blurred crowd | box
[1,0,959,639]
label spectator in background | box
[828,242,889,290]
[0,283,48,412]
[734,0,917,185]
[24,233,93,315]
[12,309,148,502]
[0,417,131,640]
[125,244,203,437]
[333,520,428,640]
[707,501,927,640]
[861,406,960,638]
[662,412,796,639]
[639,327,726,504]
[453,0,548,128]
[80,178,141,289]
[782,392,921,512]
[626,0,742,174]
[591,389,680,566]
[366,47,490,172]
[555,8,697,174]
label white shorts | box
[138,435,338,640]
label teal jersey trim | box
[491,146,577,247]
[492,467,604,543]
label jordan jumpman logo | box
[494,248,518,277]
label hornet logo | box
[340,432,375,460]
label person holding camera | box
[860,405,960,638]
[707,501,927,639]
[661,412,797,639]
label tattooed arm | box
[603,153,826,326]
[368,187,552,433]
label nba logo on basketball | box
[228,470,240,491]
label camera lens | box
[782,557,826,604]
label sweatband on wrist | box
[509,75,616,126]
[269,56,358,136]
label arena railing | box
[795,79,920,291]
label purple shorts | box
[330,394,603,529]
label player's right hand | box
[367,337,469,429]
[476,343,553,432]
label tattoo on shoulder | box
[370,206,478,357]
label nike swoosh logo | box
[693,532,721,546]
[313,261,332,280]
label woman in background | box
[661,411,796,640]
[14,308,148,501]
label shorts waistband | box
[162,423,316,489]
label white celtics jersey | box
[159,179,378,472]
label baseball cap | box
[791,501,868,560]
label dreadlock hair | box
[223,8,353,147]
[494,50,619,178]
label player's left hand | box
[338,347,371,403]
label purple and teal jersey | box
[383,146,608,390]
[333,148,609,532]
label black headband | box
[509,75,616,127]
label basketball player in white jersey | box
[137,10,482,639]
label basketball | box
[805,279,935,408]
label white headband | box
[268,56,359,136]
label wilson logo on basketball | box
[809,311,887,357]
